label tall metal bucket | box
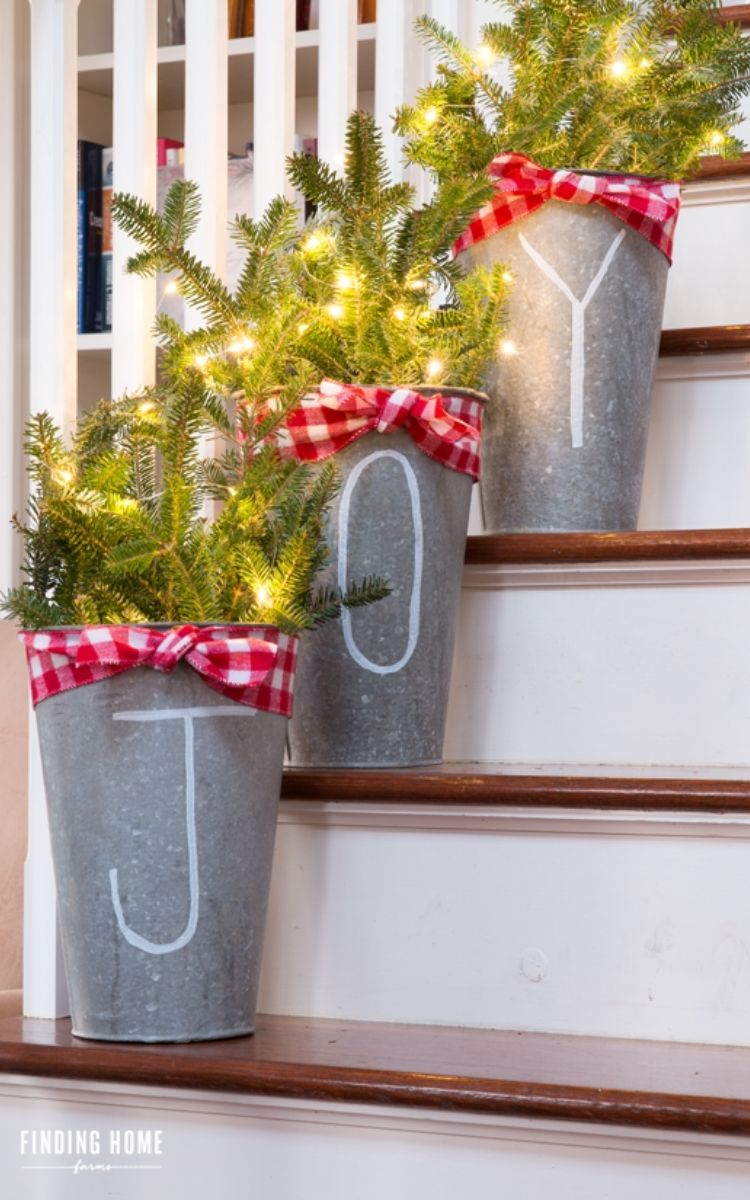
[460,199,670,531]
[287,387,485,767]
[33,634,289,1043]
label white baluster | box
[253,0,295,215]
[184,0,228,307]
[0,0,28,593]
[112,0,157,396]
[25,0,80,1020]
[375,0,426,183]
[318,0,357,171]
[428,0,469,69]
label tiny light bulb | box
[499,338,518,357]
[194,353,210,368]
[336,271,355,291]
[407,278,427,291]
[708,130,726,149]
[609,58,629,79]
[426,357,444,379]
[423,105,439,126]
[56,467,74,485]
[255,582,272,608]
[502,270,514,284]
[639,57,651,69]
[297,321,309,334]
[476,43,496,67]
[393,306,407,322]
[138,400,155,415]
[228,339,245,354]
[327,303,344,319]
[303,232,323,254]
[164,279,180,296]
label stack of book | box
[77,141,112,334]
[227,1,331,37]
[77,139,185,335]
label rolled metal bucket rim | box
[368,383,489,406]
[27,621,282,634]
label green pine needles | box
[286,111,510,389]
[395,0,750,181]
[3,184,389,633]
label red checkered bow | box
[21,624,299,716]
[452,152,681,263]
[278,379,484,480]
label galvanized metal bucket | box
[287,387,484,768]
[460,196,670,531]
[35,634,288,1043]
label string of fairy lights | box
[141,37,727,382]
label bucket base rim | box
[70,1023,256,1044]
[288,757,443,769]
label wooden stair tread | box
[3,1014,750,1135]
[465,528,750,565]
[660,324,750,356]
[281,764,750,811]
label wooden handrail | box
[660,325,750,356]
[464,529,750,565]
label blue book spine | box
[77,141,85,333]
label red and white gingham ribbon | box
[22,624,298,716]
[279,379,483,480]
[453,152,681,263]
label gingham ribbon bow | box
[453,152,681,263]
[22,624,299,716]
[279,379,483,480]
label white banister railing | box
[318,0,357,169]
[254,0,296,214]
[25,0,80,1020]
[112,0,157,396]
[0,0,28,595]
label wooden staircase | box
[4,48,750,1200]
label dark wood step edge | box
[464,529,750,565]
[1,1026,749,1137]
[717,4,750,27]
[660,325,750,356]
[281,770,750,812]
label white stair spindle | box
[0,0,28,594]
[318,0,357,171]
[184,0,228,312]
[375,0,425,182]
[466,0,498,50]
[253,0,295,216]
[25,0,80,1020]
[428,0,469,51]
[111,0,157,396]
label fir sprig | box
[286,111,509,389]
[395,1,750,181]
[4,189,390,632]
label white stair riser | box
[260,812,750,1045]
[3,1077,749,1200]
[445,575,750,766]
[665,185,750,328]
[642,372,750,530]
[467,369,750,536]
